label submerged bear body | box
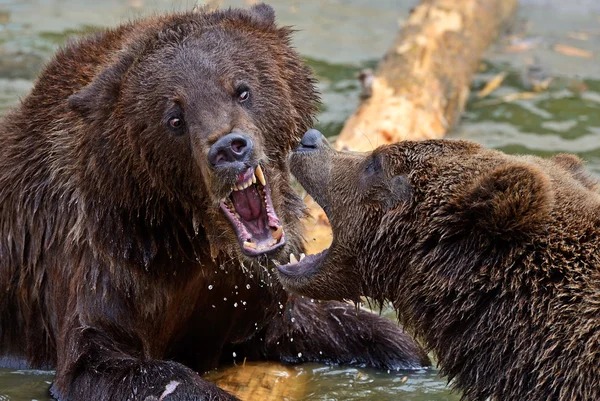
[279,130,600,401]
[0,7,429,401]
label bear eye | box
[364,156,382,176]
[167,114,185,133]
[235,85,251,104]
[359,154,384,191]
[238,90,250,103]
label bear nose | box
[298,129,325,151]
[208,133,253,167]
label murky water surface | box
[1,0,599,399]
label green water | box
[0,0,599,400]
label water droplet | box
[291,317,296,323]
[208,285,213,290]
[234,302,238,307]
[319,351,323,355]
[212,305,216,308]
[242,301,247,305]
[234,285,238,289]
[279,304,284,309]
[233,352,237,358]
[223,297,227,301]
[297,352,302,358]
[246,284,251,289]
[290,338,294,342]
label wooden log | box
[335,0,518,152]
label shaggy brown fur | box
[279,130,600,401]
[0,6,429,401]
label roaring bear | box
[279,129,600,401]
[0,6,430,401]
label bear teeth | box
[232,166,265,192]
[288,253,306,264]
[233,175,254,191]
[243,240,257,250]
[255,165,266,186]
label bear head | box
[66,4,318,268]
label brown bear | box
[278,129,600,401]
[0,5,431,401]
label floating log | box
[336,0,518,152]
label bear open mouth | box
[220,165,286,256]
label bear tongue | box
[231,185,263,222]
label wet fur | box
[283,138,600,400]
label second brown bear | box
[280,129,600,401]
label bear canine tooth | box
[290,253,298,264]
[300,253,306,261]
[255,165,266,186]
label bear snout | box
[208,132,254,170]
[296,129,327,152]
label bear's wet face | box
[68,6,317,262]
[277,131,557,302]
[277,130,414,301]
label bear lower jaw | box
[220,165,286,256]
[277,248,329,280]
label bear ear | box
[551,153,599,191]
[68,52,135,120]
[248,3,276,27]
[455,163,553,237]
